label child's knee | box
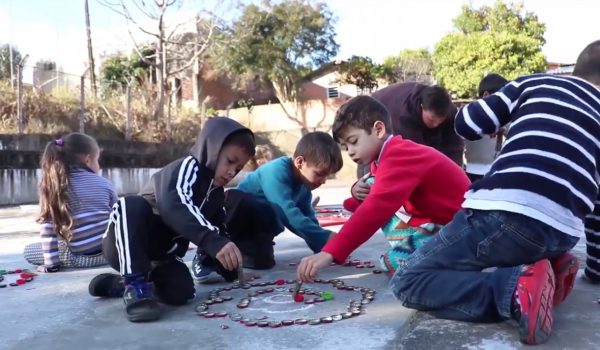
[119,196,153,217]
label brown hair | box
[332,95,392,143]
[244,144,274,171]
[37,133,99,241]
[294,131,343,174]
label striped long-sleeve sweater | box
[455,74,600,239]
[41,167,118,267]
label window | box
[327,86,340,99]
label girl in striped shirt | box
[23,133,118,272]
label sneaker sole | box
[519,260,555,345]
[551,253,579,306]
[126,301,161,322]
[193,273,224,284]
[127,311,161,322]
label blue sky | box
[0,0,598,74]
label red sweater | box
[322,136,470,263]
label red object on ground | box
[275,279,285,285]
[14,269,22,273]
[294,294,304,302]
[315,205,351,227]
[20,273,33,279]
[16,279,26,285]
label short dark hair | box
[332,95,392,143]
[573,40,600,86]
[420,85,453,116]
[478,73,509,98]
[223,130,256,157]
[294,131,343,174]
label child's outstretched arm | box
[298,144,431,282]
[455,77,526,140]
[155,156,231,260]
[260,168,331,252]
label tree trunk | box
[272,81,306,129]
[84,0,97,97]
[153,9,166,121]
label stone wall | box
[0,131,356,206]
[0,168,159,206]
[0,134,190,169]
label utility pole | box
[84,0,97,97]
[17,55,29,134]
[125,83,132,141]
[9,44,14,89]
[8,0,15,89]
[80,75,85,133]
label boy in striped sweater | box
[392,40,600,345]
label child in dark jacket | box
[192,132,343,282]
[89,117,256,322]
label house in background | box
[176,59,363,111]
[546,62,575,76]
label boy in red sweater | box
[297,95,470,281]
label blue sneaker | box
[123,279,160,322]
[192,253,224,284]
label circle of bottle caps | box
[195,278,375,328]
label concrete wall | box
[0,168,158,206]
[0,134,190,169]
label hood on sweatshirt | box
[189,116,254,176]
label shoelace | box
[128,280,152,299]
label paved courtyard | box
[0,185,599,350]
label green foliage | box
[0,44,22,81]
[213,0,339,103]
[379,48,433,84]
[433,1,547,98]
[99,48,153,95]
[338,55,378,94]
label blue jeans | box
[390,209,579,323]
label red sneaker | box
[513,259,555,345]
[550,252,579,306]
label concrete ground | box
[1,184,599,350]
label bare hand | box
[297,252,334,283]
[489,127,506,139]
[216,242,243,271]
[351,173,371,201]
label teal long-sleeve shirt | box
[237,157,330,252]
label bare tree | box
[85,0,97,96]
[97,0,220,122]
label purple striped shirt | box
[40,167,118,267]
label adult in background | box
[464,73,509,183]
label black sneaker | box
[583,268,600,284]
[192,253,224,284]
[123,280,160,322]
[89,273,125,298]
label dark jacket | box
[371,82,464,166]
[139,117,253,258]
